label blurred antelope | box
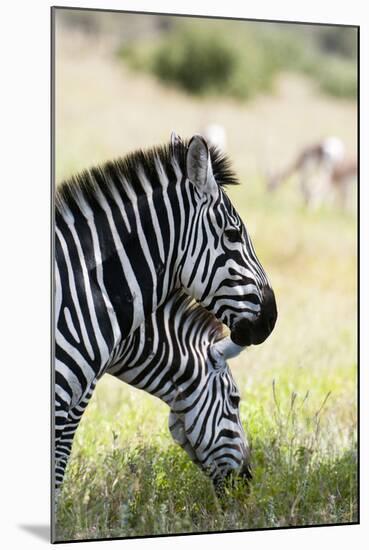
[267,137,356,208]
[330,157,358,209]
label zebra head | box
[168,339,251,492]
[176,133,277,347]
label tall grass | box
[55,379,357,541]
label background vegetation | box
[119,20,357,100]
[54,10,357,542]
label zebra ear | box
[186,134,217,194]
[170,130,183,151]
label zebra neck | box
[107,291,224,407]
[56,174,188,346]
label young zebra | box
[55,290,250,494]
[54,132,277,494]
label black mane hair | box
[56,137,239,213]
[166,290,226,345]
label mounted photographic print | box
[51,6,358,543]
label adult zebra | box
[55,290,251,494]
[54,132,277,492]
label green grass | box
[56,381,357,540]
[55,175,357,542]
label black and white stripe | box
[54,132,276,491]
[56,290,250,491]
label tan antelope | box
[329,157,358,208]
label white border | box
[1,1,367,548]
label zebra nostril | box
[230,318,253,346]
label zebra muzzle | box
[231,287,277,347]
[213,463,252,498]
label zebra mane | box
[170,290,226,344]
[187,301,226,344]
[56,138,239,213]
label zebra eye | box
[224,228,242,243]
[229,394,240,407]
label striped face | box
[181,135,277,347]
[168,354,250,487]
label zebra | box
[55,290,251,495]
[54,131,277,494]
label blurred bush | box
[309,57,358,98]
[152,28,238,96]
[310,26,358,58]
[118,20,357,101]
[120,24,282,99]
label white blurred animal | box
[202,124,227,152]
[267,137,356,208]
